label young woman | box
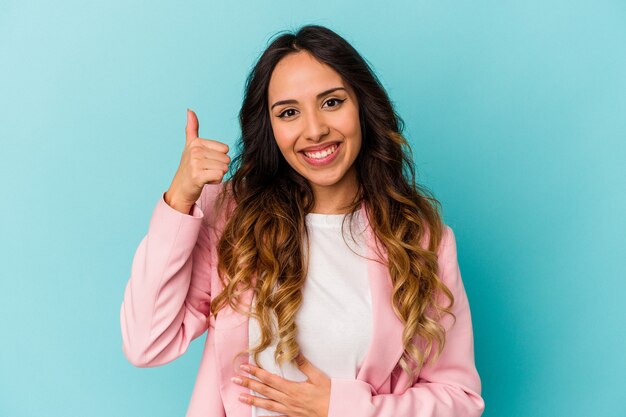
[120,24,484,417]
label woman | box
[120,24,485,417]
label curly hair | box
[207,24,455,389]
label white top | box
[248,210,372,416]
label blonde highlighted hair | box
[206,24,455,389]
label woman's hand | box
[232,353,331,417]
[164,108,231,213]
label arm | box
[119,185,220,367]
[327,225,485,417]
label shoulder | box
[436,224,465,298]
[198,181,235,230]
[199,182,225,210]
[438,224,457,258]
[417,223,459,288]
[417,222,455,256]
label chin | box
[305,176,342,187]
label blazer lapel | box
[354,202,405,393]
[208,209,252,417]
[214,285,254,417]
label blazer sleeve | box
[327,225,485,417]
[119,185,220,367]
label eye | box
[277,108,298,119]
[323,98,345,108]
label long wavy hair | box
[207,24,454,388]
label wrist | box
[164,190,194,214]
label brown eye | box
[278,108,297,119]
[324,98,345,108]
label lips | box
[302,143,338,158]
[299,141,341,154]
[299,142,342,166]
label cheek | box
[348,116,363,154]
[342,108,361,136]
[272,130,295,157]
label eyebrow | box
[270,87,347,110]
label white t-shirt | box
[248,210,372,416]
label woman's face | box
[268,51,361,197]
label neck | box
[308,167,359,214]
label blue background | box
[1,1,624,416]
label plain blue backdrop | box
[1,1,624,416]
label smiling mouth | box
[301,143,339,159]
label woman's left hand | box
[232,352,331,417]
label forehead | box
[268,51,346,101]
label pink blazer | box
[120,183,485,417]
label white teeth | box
[303,144,337,159]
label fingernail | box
[231,377,243,384]
[240,364,251,372]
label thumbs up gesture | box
[164,109,231,214]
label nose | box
[302,109,330,142]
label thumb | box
[185,108,199,143]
